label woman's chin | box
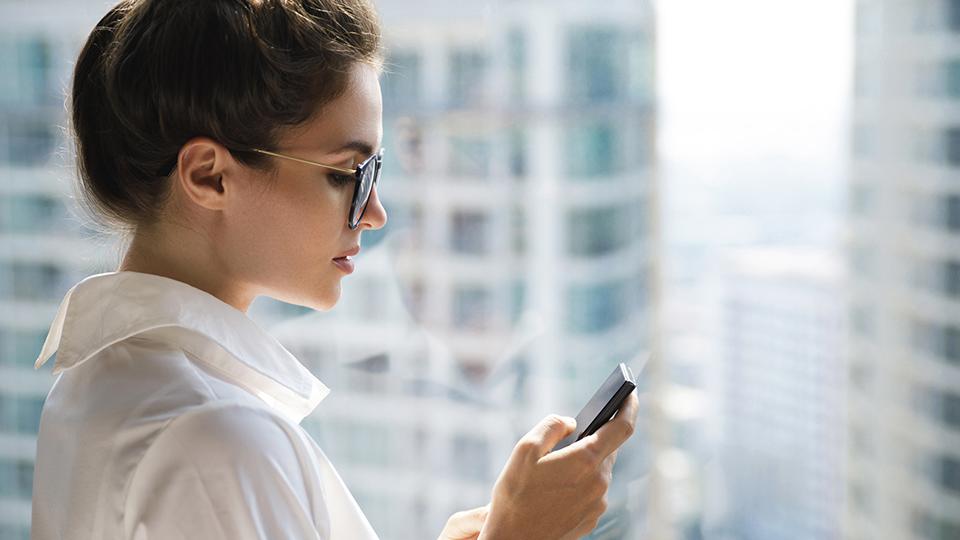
[269,278,341,312]
[309,281,341,311]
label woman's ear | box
[175,137,235,211]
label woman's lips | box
[332,256,355,274]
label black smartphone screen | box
[551,363,636,452]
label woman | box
[30,0,639,538]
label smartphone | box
[551,362,636,452]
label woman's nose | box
[358,182,387,231]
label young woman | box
[30,1,639,538]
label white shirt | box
[31,270,380,540]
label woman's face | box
[223,62,387,311]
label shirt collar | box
[34,270,330,424]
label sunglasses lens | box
[350,160,377,227]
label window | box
[945,392,960,431]
[452,285,492,331]
[946,60,960,99]
[329,420,390,466]
[945,127,960,166]
[511,354,530,405]
[566,281,628,334]
[924,387,960,432]
[565,120,619,178]
[457,355,489,384]
[930,454,960,494]
[913,508,960,540]
[507,127,527,178]
[451,434,488,481]
[944,325,960,363]
[0,458,32,498]
[855,1,882,35]
[944,260,960,297]
[945,195,960,232]
[850,305,875,337]
[385,117,425,178]
[447,135,490,178]
[345,362,387,394]
[567,205,630,256]
[450,210,489,255]
[1,194,61,233]
[849,184,874,216]
[0,524,29,540]
[352,490,384,533]
[0,395,44,434]
[510,206,525,256]
[849,359,873,391]
[16,396,43,433]
[848,479,872,514]
[631,272,648,308]
[384,203,423,248]
[0,36,52,106]
[0,261,66,301]
[448,48,487,108]
[401,279,425,322]
[854,64,875,98]
[0,37,60,165]
[381,50,421,106]
[852,124,876,158]
[950,0,960,33]
[510,280,526,323]
[625,30,653,103]
[849,244,875,276]
[567,26,621,104]
[0,329,47,368]
[506,28,526,102]
[2,114,57,165]
[913,320,936,352]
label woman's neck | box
[117,223,256,313]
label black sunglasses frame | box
[347,148,384,230]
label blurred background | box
[1,0,958,539]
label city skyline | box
[0,1,909,539]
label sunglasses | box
[250,147,384,230]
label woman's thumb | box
[440,504,489,540]
[524,414,576,458]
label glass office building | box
[847,1,960,538]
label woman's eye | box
[328,174,354,187]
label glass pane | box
[567,27,621,104]
[450,210,489,255]
[565,120,619,178]
[448,48,487,108]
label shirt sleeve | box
[123,403,330,540]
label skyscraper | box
[847,1,960,538]
[0,3,115,538]
[718,248,844,540]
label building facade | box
[0,3,116,538]
[718,249,844,540]
[847,0,960,538]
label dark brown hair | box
[71,0,382,233]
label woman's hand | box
[477,390,639,540]
[438,504,490,540]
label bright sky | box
[655,0,854,168]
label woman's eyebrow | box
[331,140,375,156]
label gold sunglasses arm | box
[250,148,357,175]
